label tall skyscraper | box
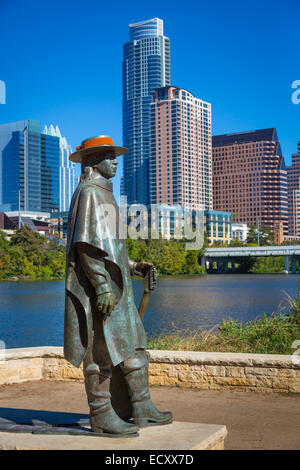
[212,128,288,233]
[287,142,300,236]
[43,125,76,211]
[0,120,42,212]
[0,120,74,214]
[122,18,171,205]
[149,86,212,210]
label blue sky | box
[0,0,299,201]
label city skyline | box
[0,0,299,203]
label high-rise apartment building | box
[43,125,76,211]
[0,120,73,214]
[287,142,300,236]
[212,128,288,232]
[122,18,171,205]
[149,86,212,210]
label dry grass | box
[147,311,300,355]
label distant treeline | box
[1,224,297,281]
[0,227,205,280]
[0,226,66,280]
[126,238,205,275]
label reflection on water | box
[0,274,299,348]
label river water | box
[0,274,299,349]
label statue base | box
[0,418,227,450]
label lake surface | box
[0,274,299,349]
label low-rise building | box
[0,211,57,238]
[232,223,249,242]
[274,221,284,245]
[205,210,231,245]
[49,211,69,240]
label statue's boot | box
[85,367,139,437]
[122,351,173,427]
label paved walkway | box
[0,380,299,450]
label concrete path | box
[0,380,299,450]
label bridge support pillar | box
[217,259,222,274]
[292,257,297,274]
[224,261,228,273]
[201,257,206,269]
[284,256,291,274]
[231,259,236,272]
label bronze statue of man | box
[64,135,172,437]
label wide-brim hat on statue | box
[69,135,128,163]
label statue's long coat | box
[64,175,146,368]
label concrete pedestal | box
[0,421,227,450]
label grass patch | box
[147,297,300,355]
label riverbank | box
[147,310,300,355]
[0,276,65,282]
[0,270,296,282]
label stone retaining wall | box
[0,347,299,393]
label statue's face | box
[96,153,118,179]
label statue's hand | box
[96,292,117,319]
[135,261,154,278]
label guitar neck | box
[138,291,150,321]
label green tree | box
[184,250,203,274]
[247,225,274,246]
[229,239,246,247]
[10,225,46,260]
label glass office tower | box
[0,120,42,212]
[122,18,171,205]
[41,132,60,212]
[43,125,76,211]
[0,120,61,213]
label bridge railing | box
[204,246,300,258]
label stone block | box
[6,358,42,369]
[213,377,255,387]
[225,366,245,378]
[163,377,179,386]
[20,368,41,381]
[204,365,226,377]
[148,368,166,377]
[272,377,297,391]
[288,382,300,393]
[0,369,19,384]
[149,376,165,386]
[245,367,278,377]
[62,367,84,380]
[43,358,61,367]
[178,371,204,383]
[276,369,297,378]
[254,376,273,389]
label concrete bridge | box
[201,246,300,274]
